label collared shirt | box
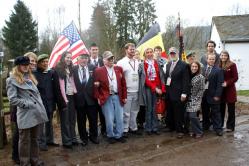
[117,56,139,92]
[90,57,99,66]
[169,59,179,77]
[78,65,89,83]
[106,66,118,93]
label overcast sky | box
[1,0,249,34]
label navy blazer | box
[73,64,97,107]
[165,60,190,101]
[202,65,224,104]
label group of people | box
[6,40,238,166]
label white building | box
[210,14,249,90]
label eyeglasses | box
[107,57,115,61]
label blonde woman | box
[6,56,48,166]
[24,52,37,71]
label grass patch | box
[3,97,10,113]
[237,90,249,97]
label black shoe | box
[12,157,20,164]
[63,144,73,149]
[80,139,88,146]
[39,146,48,151]
[115,137,126,143]
[47,142,60,147]
[107,137,116,144]
[152,131,160,135]
[216,131,223,136]
[123,132,129,138]
[72,142,79,146]
[146,131,152,135]
[177,133,184,139]
[130,130,142,135]
[89,137,99,144]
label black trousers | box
[137,105,146,127]
[76,105,98,141]
[12,122,19,160]
[167,100,185,133]
[201,99,222,132]
[220,102,235,130]
[96,104,106,135]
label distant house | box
[210,14,249,90]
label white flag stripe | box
[71,44,86,56]
[50,38,69,56]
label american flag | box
[48,21,89,68]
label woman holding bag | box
[138,48,165,135]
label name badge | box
[166,77,171,86]
[132,73,138,82]
[205,81,209,89]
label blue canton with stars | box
[61,22,81,45]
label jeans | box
[123,92,139,132]
[101,95,124,139]
[186,112,203,135]
[144,87,158,132]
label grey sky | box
[0,0,249,34]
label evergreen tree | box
[113,0,136,48]
[2,0,38,59]
[88,1,117,54]
[134,0,157,40]
[113,0,156,50]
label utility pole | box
[78,0,82,35]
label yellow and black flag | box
[136,23,167,59]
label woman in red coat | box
[219,50,238,132]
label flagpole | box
[178,12,182,60]
[78,0,82,35]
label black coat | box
[202,66,224,104]
[165,60,190,101]
[73,64,97,107]
[88,57,104,67]
[33,68,56,113]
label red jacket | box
[93,65,127,106]
[222,63,238,103]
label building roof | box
[212,14,249,42]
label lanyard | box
[106,67,114,81]
[129,60,136,71]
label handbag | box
[155,97,166,114]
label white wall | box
[225,43,249,90]
[210,24,223,53]
[211,23,249,90]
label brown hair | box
[124,43,135,50]
[206,40,216,48]
[219,50,234,70]
[190,61,201,74]
[12,66,37,85]
[154,46,162,51]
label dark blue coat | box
[202,66,224,104]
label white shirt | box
[90,57,99,66]
[117,56,139,92]
[78,65,89,83]
[106,66,118,93]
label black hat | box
[14,56,30,66]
